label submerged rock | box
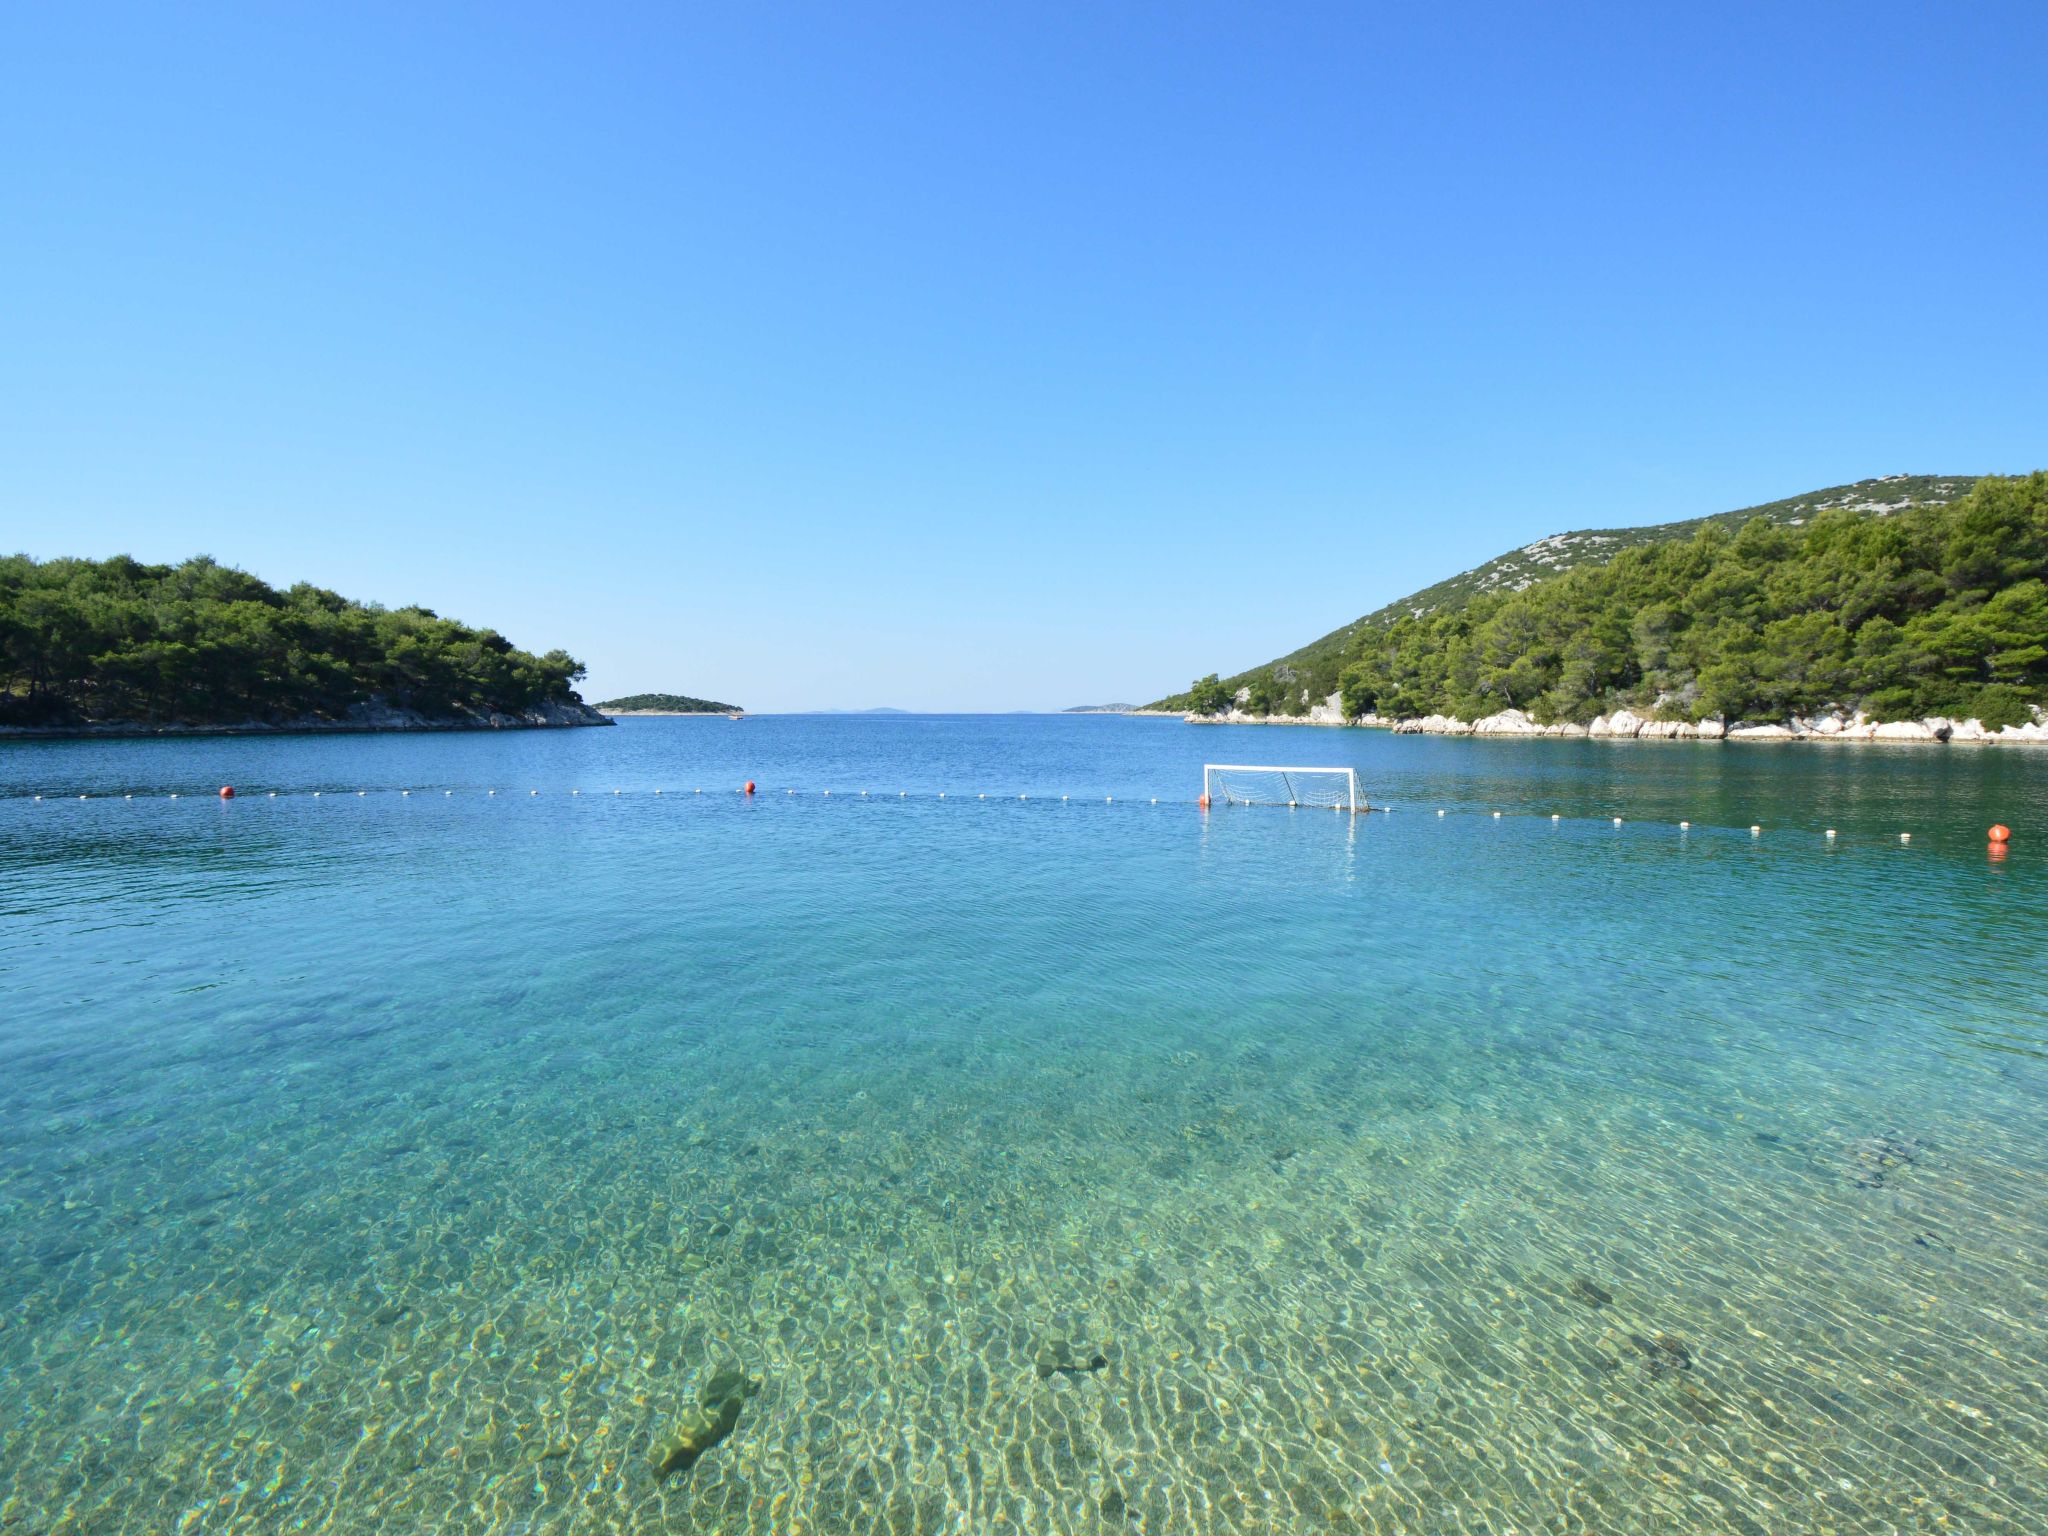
[1034,1337,1110,1382]
[1568,1275,1614,1309]
[1846,1131,1927,1188]
[1627,1332,1693,1377]
[652,1364,760,1480]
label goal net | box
[1203,764,1359,812]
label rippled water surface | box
[3,716,2045,1535]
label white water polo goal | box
[1202,764,1361,813]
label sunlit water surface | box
[3,716,2045,1535]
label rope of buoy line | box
[7,790,1974,845]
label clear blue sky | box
[4,3,2043,710]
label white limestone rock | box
[1727,723,1798,741]
[1473,708,1540,736]
[1308,691,1346,725]
[1589,709,1645,738]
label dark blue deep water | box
[3,716,2045,1534]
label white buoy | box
[1900,832,1911,843]
[978,793,985,800]
[1613,817,1623,826]
[125,794,132,800]
[357,791,365,797]
[940,792,946,799]
[531,790,539,796]
[1061,794,1068,802]
[445,790,453,796]
[171,793,180,799]
[33,795,41,801]
[1492,810,1502,819]
[402,790,410,796]
[824,790,832,796]
[899,791,906,797]
[861,790,868,797]
[1825,828,1836,839]
[613,789,621,796]
[1679,820,1689,829]
[1150,797,1157,805]
[1437,809,1445,817]
[79,794,87,800]
[1750,825,1761,836]
[1550,813,1560,822]
[1106,796,1113,803]
[489,789,497,796]
[272,792,281,799]
[312,792,320,798]
[572,789,581,796]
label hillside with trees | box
[1168,472,2046,727]
[1157,475,1981,716]
[594,693,741,713]
[0,555,597,729]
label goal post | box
[1202,764,1360,812]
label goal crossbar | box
[1202,764,1360,813]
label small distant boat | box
[728,711,745,721]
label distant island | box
[594,692,742,714]
[0,554,609,735]
[1063,703,1137,713]
[1153,472,2047,740]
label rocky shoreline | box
[0,697,613,740]
[1185,699,2048,745]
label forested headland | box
[1171,472,2046,728]
[1,555,599,730]
[594,693,742,713]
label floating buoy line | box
[6,787,1986,848]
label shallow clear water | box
[3,716,2045,1535]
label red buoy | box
[1198,794,1211,809]
[744,780,756,795]
[219,785,235,799]
[1989,823,2011,843]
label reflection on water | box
[3,718,2045,1533]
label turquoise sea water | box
[3,715,2045,1535]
